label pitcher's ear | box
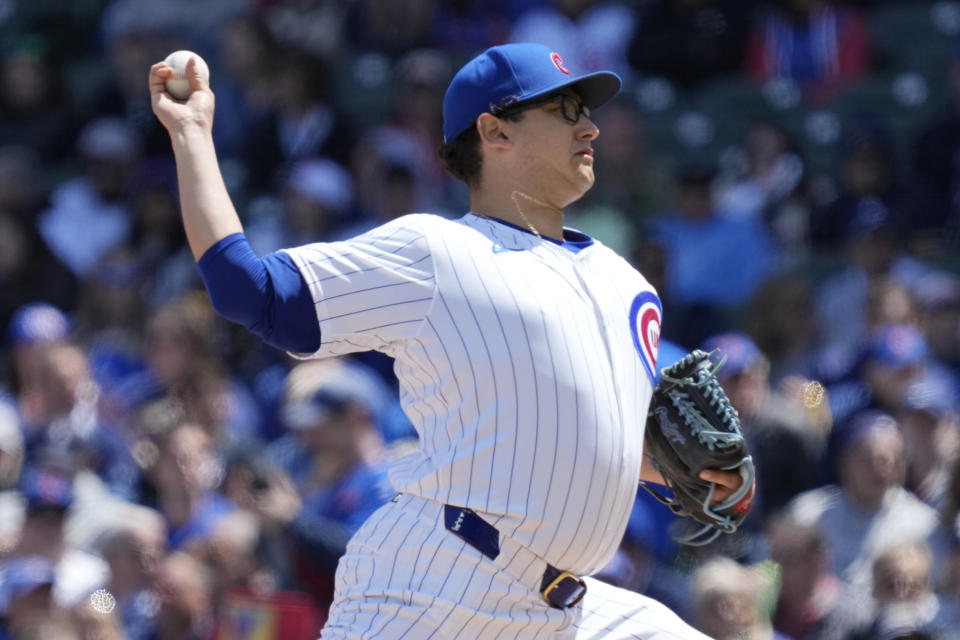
[477,113,512,149]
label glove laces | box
[661,350,740,450]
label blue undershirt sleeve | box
[196,233,320,353]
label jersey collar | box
[468,213,595,254]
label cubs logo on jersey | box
[629,291,662,385]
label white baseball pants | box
[319,494,710,639]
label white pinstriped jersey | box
[284,213,661,577]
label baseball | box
[163,50,209,100]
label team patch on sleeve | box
[629,291,662,384]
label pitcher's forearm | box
[171,124,244,261]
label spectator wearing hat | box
[4,302,71,422]
[10,465,109,612]
[13,466,75,561]
[13,341,138,501]
[702,332,823,520]
[267,359,393,537]
[649,163,777,347]
[0,554,57,639]
[824,324,935,430]
[246,157,355,255]
[262,357,393,607]
[787,410,941,592]
[36,117,141,279]
[4,301,68,349]
[862,325,931,413]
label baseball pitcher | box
[150,42,753,639]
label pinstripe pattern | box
[320,495,711,639]
[285,213,652,574]
[285,214,702,637]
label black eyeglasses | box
[492,94,591,125]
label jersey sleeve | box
[197,233,321,354]
[281,214,437,359]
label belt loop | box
[443,505,501,560]
[442,503,586,609]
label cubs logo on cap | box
[629,291,662,384]
[442,42,621,142]
[550,53,569,74]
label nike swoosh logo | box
[492,244,524,253]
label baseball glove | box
[639,349,755,546]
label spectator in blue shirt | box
[268,358,393,536]
[650,163,776,346]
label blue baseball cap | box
[0,555,55,614]
[282,360,390,431]
[867,324,929,368]
[5,302,70,346]
[442,43,621,142]
[20,466,73,511]
[837,409,900,455]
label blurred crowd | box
[2,0,960,638]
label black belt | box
[443,504,587,609]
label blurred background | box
[2,0,960,638]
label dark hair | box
[437,109,526,187]
[438,125,482,187]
